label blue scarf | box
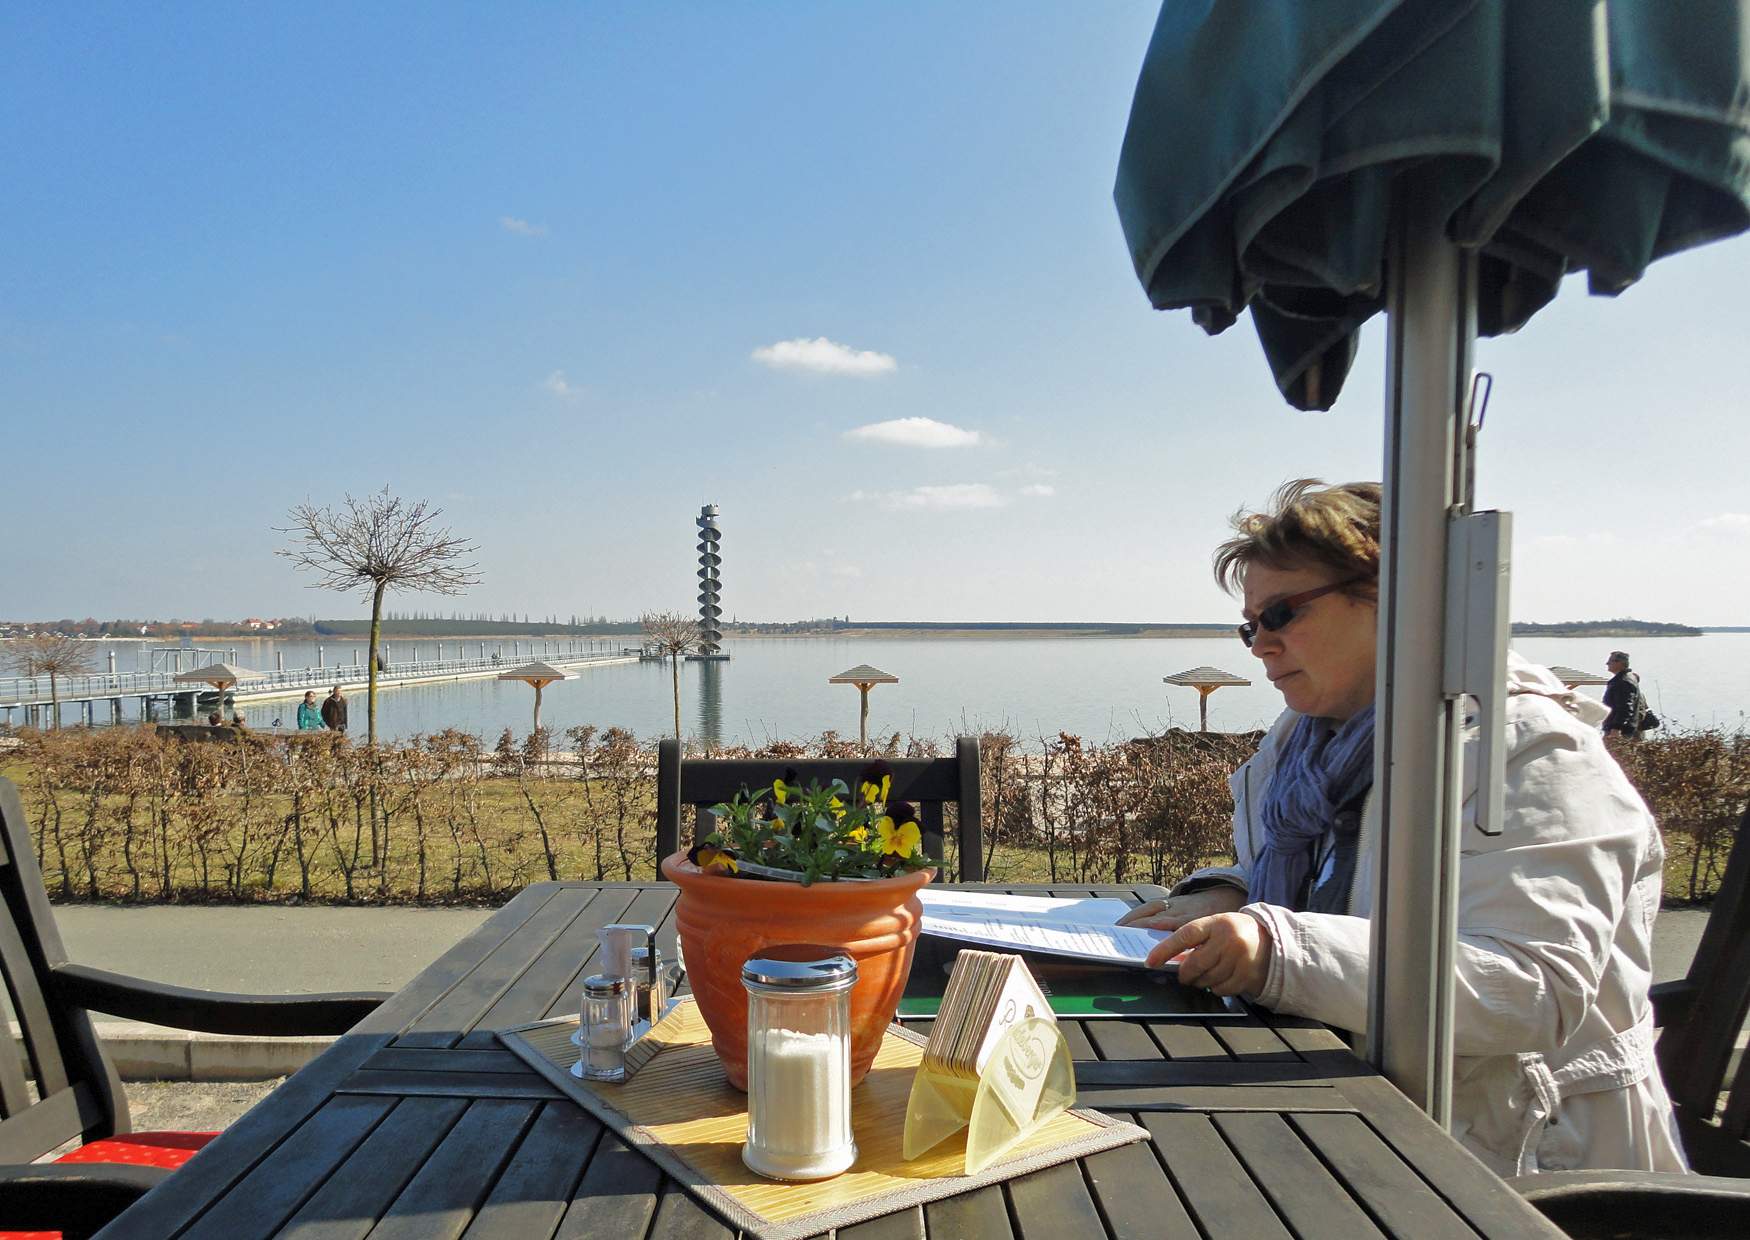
[1251,706,1376,911]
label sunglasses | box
[1238,579,1367,648]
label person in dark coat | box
[320,685,348,733]
[1601,651,1643,738]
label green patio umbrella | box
[1117,0,1750,412]
[1115,0,1750,1123]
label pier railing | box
[0,649,639,710]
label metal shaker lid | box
[741,944,858,992]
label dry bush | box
[1608,727,1749,903]
[9,720,1736,906]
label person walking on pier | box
[320,684,348,733]
[1601,651,1649,739]
[297,691,323,731]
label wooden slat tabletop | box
[96,881,1559,1238]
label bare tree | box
[279,489,480,746]
[7,634,95,728]
[640,611,700,740]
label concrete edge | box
[14,1021,336,1082]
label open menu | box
[917,889,1178,969]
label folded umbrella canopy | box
[1115,0,1750,1123]
[1116,0,1750,410]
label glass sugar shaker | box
[578,974,633,1083]
[741,945,859,1180]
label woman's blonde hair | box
[1212,479,1381,597]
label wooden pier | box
[0,647,640,728]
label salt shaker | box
[578,974,632,1082]
[741,945,859,1180]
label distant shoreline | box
[14,622,1729,645]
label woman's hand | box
[1144,913,1274,997]
[1117,886,1246,931]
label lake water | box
[97,632,1750,746]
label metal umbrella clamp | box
[1115,0,1750,1124]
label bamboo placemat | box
[499,1000,1146,1240]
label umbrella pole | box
[1367,187,1475,1126]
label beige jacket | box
[1179,655,1687,1176]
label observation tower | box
[691,503,728,660]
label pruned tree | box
[640,611,700,740]
[278,489,480,746]
[7,634,95,728]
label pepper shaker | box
[630,943,666,1028]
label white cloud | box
[544,370,582,400]
[1019,483,1056,497]
[1695,512,1750,535]
[851,483,1006,511]
[845,417,981,448]
[752,337,897,377]
[500,216,548,237]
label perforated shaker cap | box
[740,944,858,993]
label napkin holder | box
[902,1017,1076,1174]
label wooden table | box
[97,882,1560,1238]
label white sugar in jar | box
[740,947,858,1180]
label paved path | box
[54,904,491,994]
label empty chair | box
[655,737,985,880]
[0,776,388,1239]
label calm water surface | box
[101,633,1750,746]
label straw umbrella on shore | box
[1162,666,1251,733]
[498,661,568,734]
[173,662,262,713]
[830,664,898,751]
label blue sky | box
[5,3,1747,626]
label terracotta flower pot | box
[661,850,934,1090]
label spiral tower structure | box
[695,503,723,655]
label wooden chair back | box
[1652,800,1750,1175]
[655,738,985,880]
[0,778,127,1163]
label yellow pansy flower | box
[877,815,921,858]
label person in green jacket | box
[296,691,323,731]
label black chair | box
[1511,800,1750,1236]
[655,737,985,880]
[0,776,389,1240]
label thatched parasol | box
[829,664,898,750]
[498,661,569,733]
[173,662,263,711]
[1162,666,1251,733]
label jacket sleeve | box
[1601,678,1630,733]
[1244,706,1646,1057]
[1172,864,1249,896]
